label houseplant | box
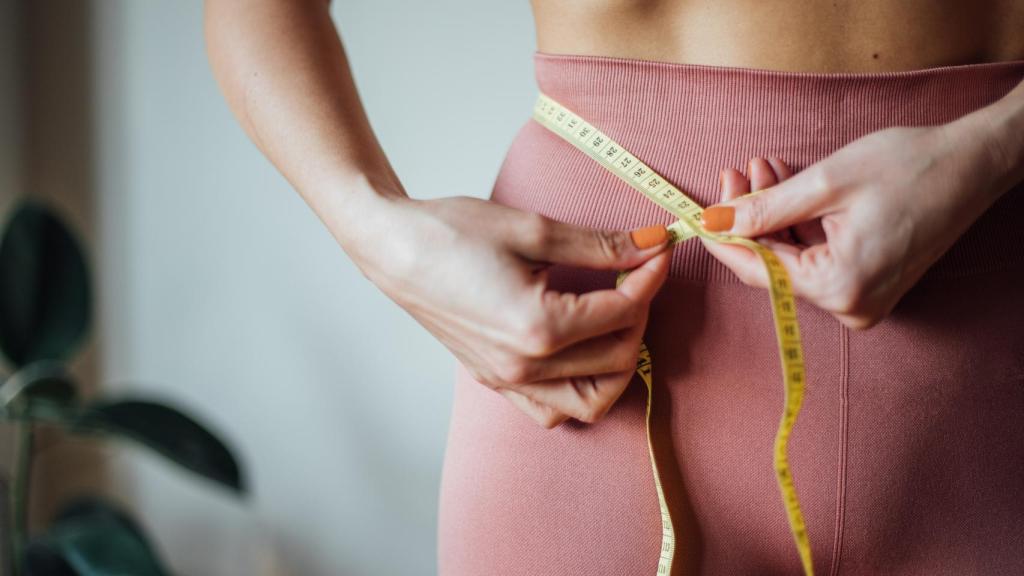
[0,200,246,575]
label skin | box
[533,0,1024,73]
[204,0,1024,428]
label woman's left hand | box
[700,122,1010,329]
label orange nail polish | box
[702,206,735,232]
[630,224,669,249]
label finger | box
[765,157,827,246]
[702,168,770,287]
[612,249,671,302]
[511,214,670,270]
[756,235,834,301]
[748,157,778,192]
[515,369,636,424]
[702,165,833,238]
[749,157,797,244]
[720,168,749,202]
[517,308,650,381]
[700,236,771,288]
[765,156,794,181]
[498,388,569,428]
[536,250,669,351]
[512,306,650,423]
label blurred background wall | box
[2,1,537,574]
[0,0,21,505]
[0,0,20,212]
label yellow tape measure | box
[532,93,814,576]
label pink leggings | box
[438,52,1024,575]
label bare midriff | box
[532,0,1024,73]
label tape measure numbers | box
[532,93,814,576]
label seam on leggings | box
[829,325,850,576]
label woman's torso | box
[438,4,1024,575]
[532,0,1024,72]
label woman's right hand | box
[344,193,671,428]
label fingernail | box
[702,205,735,232]
[630,224,669,249]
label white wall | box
[84,1,536,575]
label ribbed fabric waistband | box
[529,51,1024,280]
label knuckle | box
[745,196,770,233]
[594,229,628,263]
[841,298,891,330]
[841,314,879,331]
[496,357,533,384]
[862,316,882,330]
[831,279,883,328]
[835,282,866,316]
[575,408,600,424]
[576,403,607,424]
[518,314,557,357]
[522,213,552,251]
[812,165,838,197]
[538,414,561,429]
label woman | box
[204,1,1024,574]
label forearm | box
[947,76,1024,205]
[982,78,1024,191]
[203,0,406,251]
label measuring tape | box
[532,93,814,576]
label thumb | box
[702,170,830,237]
[515,218,670,270]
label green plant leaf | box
[0,361,78,422]
[0,201,91,368]
[75,399,246,495]
[23,497,169,576]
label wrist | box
[311,170,418,261]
